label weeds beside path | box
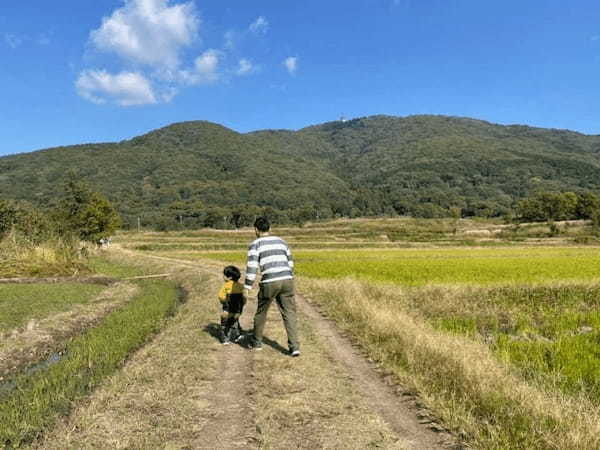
[30,249,457,449]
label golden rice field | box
[176,246,600,286]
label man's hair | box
[223,265,241,281]
[254,216,270,232]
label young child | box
[217,265,246,344]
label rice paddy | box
[173,246,600,286]
[0,283,106,331]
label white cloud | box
[193,49,220,82]
[284,56,298,75]
[249,16,269,34]
[4,33,22,49]
[76,69,157,106]
[90,0,199,69]
[78,1,270,106]
[236,58,253,76]
[178,49,221,85]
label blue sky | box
[1,0,600,155]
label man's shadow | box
[203,322,289,355]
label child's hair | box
[223,265,241,281]
[254,216,270,232]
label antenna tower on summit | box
[340,114,347,122]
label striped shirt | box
[244,235,294,289]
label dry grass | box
[299,277,600,449]
[0,233,88,278]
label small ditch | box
[0,350,66,396]
[0,281,187,398]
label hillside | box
[2,115,600,229]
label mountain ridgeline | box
[2,115,600,229]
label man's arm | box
[244,242,259,295]
[286,245,294,271]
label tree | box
[56,176,121,241]
[575,192,600,219]
[516,191,578,222]
[0,199,51,243]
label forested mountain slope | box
[2,115,600,228]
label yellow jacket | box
[218,280,245,303]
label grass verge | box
[404,282,600,401]
[299,277,600,449]
[0,279,179,448]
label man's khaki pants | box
[253,279,299,351]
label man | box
[244,216,300,357]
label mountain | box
[2,115,600,228]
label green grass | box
[87,256,154,278]
[419,284,600,401]
[0,279,179,448]
[186,247,600,286]
[0,283,106,332]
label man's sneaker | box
[222,337,231,345]
[234,332,245,343]
[290,349,301,357]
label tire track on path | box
[195,298,259,449]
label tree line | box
[0,174,121,243]
[516,191,600,224]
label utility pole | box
[137,217,141,233]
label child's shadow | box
[202,323,289,355]
[204,323,222,341]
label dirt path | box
[31,251,459,449]
[196,301,259,449]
